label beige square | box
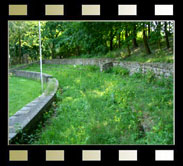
[119,150,137,161]
[155,5,173,16]
[82,150,101,161]
[9,150,28,161]
[118,5,137,15]
[46,150,64,161]
[155,150,174,161]
[9,5,27,16]
[82,5,100,16]
[45,5,64,15]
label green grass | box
[9,76,42,116]
[22,64,173,145]
[122,47,174,63]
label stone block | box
[100,62,113,72]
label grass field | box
[22,64,173,145]
[9,76,42,117]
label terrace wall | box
[44,58,173,77]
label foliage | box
[111,67,130,76]
[9,21,174,64]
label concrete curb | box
[9,70,59,141]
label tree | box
[132,23,138,48]
[125,24,131,56]
[156,22,162,49]
[9,21,173,64]
[142,23,151,54]
[164,22,170,49]
[148,22,151,39]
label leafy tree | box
[9,21,173,64]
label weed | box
[20,64,173,145]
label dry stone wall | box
[44,58,173,77]
[100,62,113,72]
[43,58,114,66]
[113,61,173,77]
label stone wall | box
[44,58,173,77]
[9,59,173,78]
[113,61,173,77]
[11,70,52,83]
[9,70,59,142]
[9,61,39,73]
[43,58,114,66]
[100,62,113,72]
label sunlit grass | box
[9,76,42,116]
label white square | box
[119,150,137,161]
[155,150,174,161]
[155,5,173,16]
[118,5,137,16]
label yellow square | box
[82,5,100,15]
[9,5,27,16]
[45,5,64,15]
[9,150,28,161]
[46,150,64,161]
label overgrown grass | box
[9,76,42,116]
[22,64,173,145]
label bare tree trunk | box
[125,25,131,56]
[164,22,170,49]
[148,22,151,39]
[156,22,161,49]
[132,24,138,48]
[143,23,151,54]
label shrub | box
[145,70,156,83]
[112,67,129,76]
[86,65,99,72]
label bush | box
[145,71,156,83]
[112,67,129,76]
[86,65,99,72]
[156,75,173,89]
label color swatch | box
[82,5,100,16]
[46,150,64,161]
[45,5,64,16]
[82,150,101,161]
[118,5,137,15]
[9,5,27,16]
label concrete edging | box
[9,70,59,141]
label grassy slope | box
[73,38,174,63]
[9,76,42,116]
[23,64,173,145]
